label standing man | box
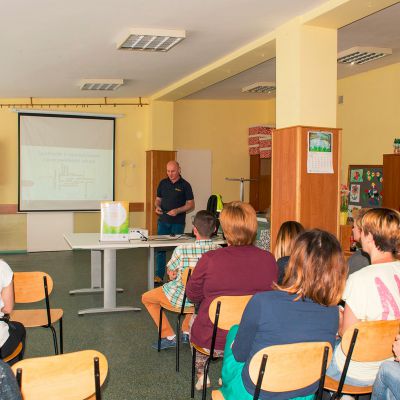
[154,160,195,283]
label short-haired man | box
[142,210,219,350]
[154,160,195,283]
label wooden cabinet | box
[146,150,176,234]
[249,155,271,212]
[383,154,400,211]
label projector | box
[129,228,149,241]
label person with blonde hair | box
[217,229,347,400]
[327,207,400,387]
[186,201,277,389]
[274,221,304,284]
[347,208,371,275]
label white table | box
[64,233,224,315]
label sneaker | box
[195,374,211,391]
[151,337,176,350]
[181,333,190,344]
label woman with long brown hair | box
[217,229,348,400]
[274,221,304,284]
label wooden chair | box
[211,341,332,400]
[2,342,23,364]
[12,350,108,400]
[10,272,64,354]
[157,267,195,372]
[191,295,252,400]
[324,319,400,399]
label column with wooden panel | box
[146,150,177,235]
[383,154,400,212]
[270,126,341,249]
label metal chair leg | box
[176,314,182,372]
[59,317,63,354]
[16,368,22,388]
[94,356,101,400]
[158,307,163,352]
[191,346,196,398]
[202,357,211,400]
[50,325,59,355]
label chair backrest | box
[208,295,252,331]
[249,342,332,393]
[341,319,400,362]
[11,350,108,399]
[181,267,194,286]
[13,272,54,303]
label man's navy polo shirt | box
[157,177,194,225]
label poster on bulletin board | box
[347,165,383,217]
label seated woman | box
[186,201,278,389]
[218,229,347,400]
[0,259,26,365]
[274,221,304,284]
[327,207,400,386]
[372,334,400,400]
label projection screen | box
[18,113,115,211]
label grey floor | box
[2,249,222,399]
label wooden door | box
[383,154,400,211]
[146,150,176,234]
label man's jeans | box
[156,221,185,279]
[372,361,400,400]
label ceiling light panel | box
[80,79,124,91]
[118,28,185,52]
[337,46,392,65]
[242,82,276,94]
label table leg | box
[148,247,155,290]
[69,250,123,295]
[77,249,141,315]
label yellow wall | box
[0,98,149,249]
[338,63,400,182]
[173,99,276,202]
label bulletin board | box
[347,165,383,216]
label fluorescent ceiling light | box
[80,79,124,91]
[337,46,392,65]
[242,82,276,94]
[118,28,185,52]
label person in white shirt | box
[0,260,26,364]
[327,208,400,386]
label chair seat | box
[11,309,63,327]
[2,342,23,363]
[211,390,225,400]
[160,301,195,314]
[192,342,222,358]
[11,350,107,400]
[324,375,373,395]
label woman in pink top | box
[186,201,278,389]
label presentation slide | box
[19,113,115,211]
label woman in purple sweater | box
[186,201,278,389]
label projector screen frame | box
[18,112,116,212]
